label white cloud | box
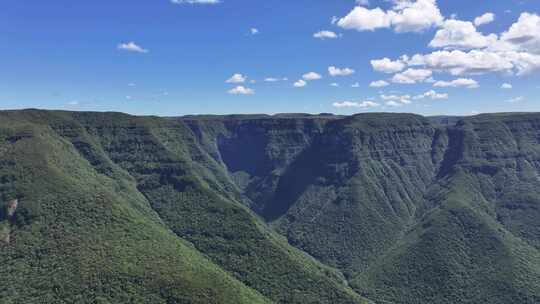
[337,7,392,31]
[314,30,340,39]
[328,66,355,76]
[371,57,406,73]
[337,0,443,33]
[407,50,515,75]
[333,100,379,108]
[355,0,370,6]
[302,72,322,80]
[385,101,402,107]
[501,12,540,54]
[226,73,247,83]
[68,100,79,105]
[507,96,524,103]
[433,78,479,88]
[228,86,254,95]
[294,79,307,87]
[474,13,495,26]
[118,42,148,53]
[501,83,513,89]
[392,68,433,84]
[414,89,448,100]
[369,80,390,87]
[429,19,498,50]
[264,77,287,82]
[352,82,360,88]
[330,83,340,87]
[250,28,259,35]
[171,0,220,4]
[380,94,412,104]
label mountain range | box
[1,109,540,304]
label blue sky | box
[1,0,539,116]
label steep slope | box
[0,110,269,304]
[0,110,368,304]
[185,112,540,303]
[4,109,540,304]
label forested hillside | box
[2,109,540,303]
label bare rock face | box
[7,199,18,217]
[1,199,18,244]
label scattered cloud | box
[333,100,379,108]
[380,94,412,104]
[68,100,79,106]
[328,66,355,76]
[171,0,221,4]
[314,30,340,39]
[337,0,443,33]
[226,73,247,83]
[392,68,433,84]
[228,86,254,95]
[294,79,307,87]
[429,19,497,50]
[506,96,524,103]
[407,50,520,75]
[501,83,513,89]
[355,0,369,6]
[302,72,322,80]
[250,28,259,35]
[351,82,360,88]
[371,57,406,73]
[500,12,540,54]
[433,78,479,88]
[330,83,340,87]
[474,13,495,26]
[118,42,148,53]
[369,80,390,87]
[264,77,287,82]
[414,90,449,100]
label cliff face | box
[2,110,540,304]
[183,112,540,304]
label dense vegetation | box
[2,109,540,303]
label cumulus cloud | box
[302,72,322,80]
[369,80,390,87]
[328,66,355,76]
[500,12,540,54]
[250,28,259,35]
[429,19,498,50]
[314,30,340,39]
[433,78,479,88]
[118,42,149,53]
[391,68,433,84]
[380,94,412,104]
[226,73,247,83]
[352,82,361,88]
[228,86,254,95]
[337,0,443,33]
[507,96,524,103]
[294,79,307,87]
[171,0,220,4]
[474,13,495,26]
[333,100,379,108]
[408,49,540,76]
[264,77,287,82]
[408,50,515,75]
[371,57,406,73]
[414,89,448,100]
[501,83,513,89]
